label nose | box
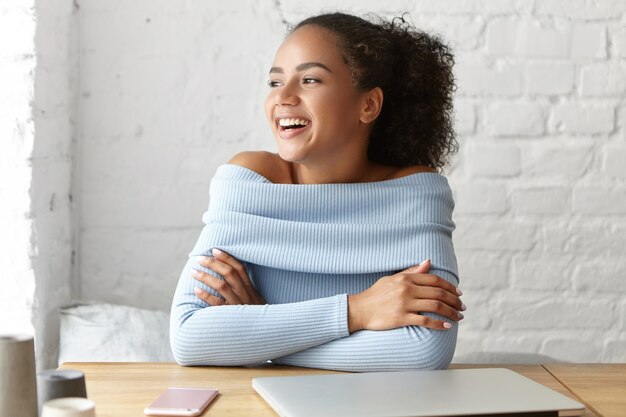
[274,81,299,106]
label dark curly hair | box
[291,12,458,170]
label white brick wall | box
[75,0,626,364]
[485,103,546,136]
[570,22,607,59]
[0,0,37,345]
[511,187,570,215]
[445,1,625,361]
[551,103,615,135]
[527,61,574,95]
[0,0,76,369]
[604,146,626,178]
[31,0,77,369]
[5,0,624,365]
[466,144,521,177]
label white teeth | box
[278,118,310,127]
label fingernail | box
[193,287,202,294]
[456,287,463,296]
[461,302,467,311]
[410,259,430,271]
[212,248,223,257]
[191,269,200,277]
[457,312,464,320]
[195,256,206,263]
[443,322,452,329]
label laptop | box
[252,368,585,417]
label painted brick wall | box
[76,0,626,362]
[437,0,626,363]
[32,0,78,369]
[0,0,37,341]
[0,0,76,369]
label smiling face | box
[264,25,375,166]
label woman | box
[170,12,465,372]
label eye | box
[303,77,320,84]
[267,80,282,88]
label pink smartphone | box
[144,387,219,416]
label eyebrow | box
[269,62,333,74]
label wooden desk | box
[544,364,626,417]
[59,363,623,417]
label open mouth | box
[277,117,311,134]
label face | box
[264,25,370,164]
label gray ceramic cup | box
[37,370,87,412]
[0,335,37,417]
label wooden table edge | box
[57,362,600,417]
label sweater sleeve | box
[170,166,459,369]
[169,255,350,366]
[170,258,458,370]
[271,268,459,372]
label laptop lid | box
[252,368,585,417]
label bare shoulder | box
[227,151,287,183]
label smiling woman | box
[263,25,386,183]
[169,12,463,371]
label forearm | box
[273,267,460,372]
[169,257,349,366]
[272,317,457,372]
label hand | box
[191,248,266,306]
[347,259,465,332]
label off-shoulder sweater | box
[170,163,459,372]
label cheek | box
[264,93,275,123]
[318,92,361,127]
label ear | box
[359,87,383,124]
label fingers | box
[413,298,464,323]
[211,249,256,289]
[402,259,431,274]
[191,268,238,304]
[194,250,266,306]
[402,260,463,297]
[413,286,464,312]
[406,314,455,331]
[196,253,248,297]
[411,273,463,299]
[193,287,226,306]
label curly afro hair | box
[291,12,458,170]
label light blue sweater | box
[170,164,459,372]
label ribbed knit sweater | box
[170,164,459,372]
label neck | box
[288,153,394,184]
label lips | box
[277,123,310,139]
[278,117,310,129]
[275,116,312,139]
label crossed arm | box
[169,251,463,372]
